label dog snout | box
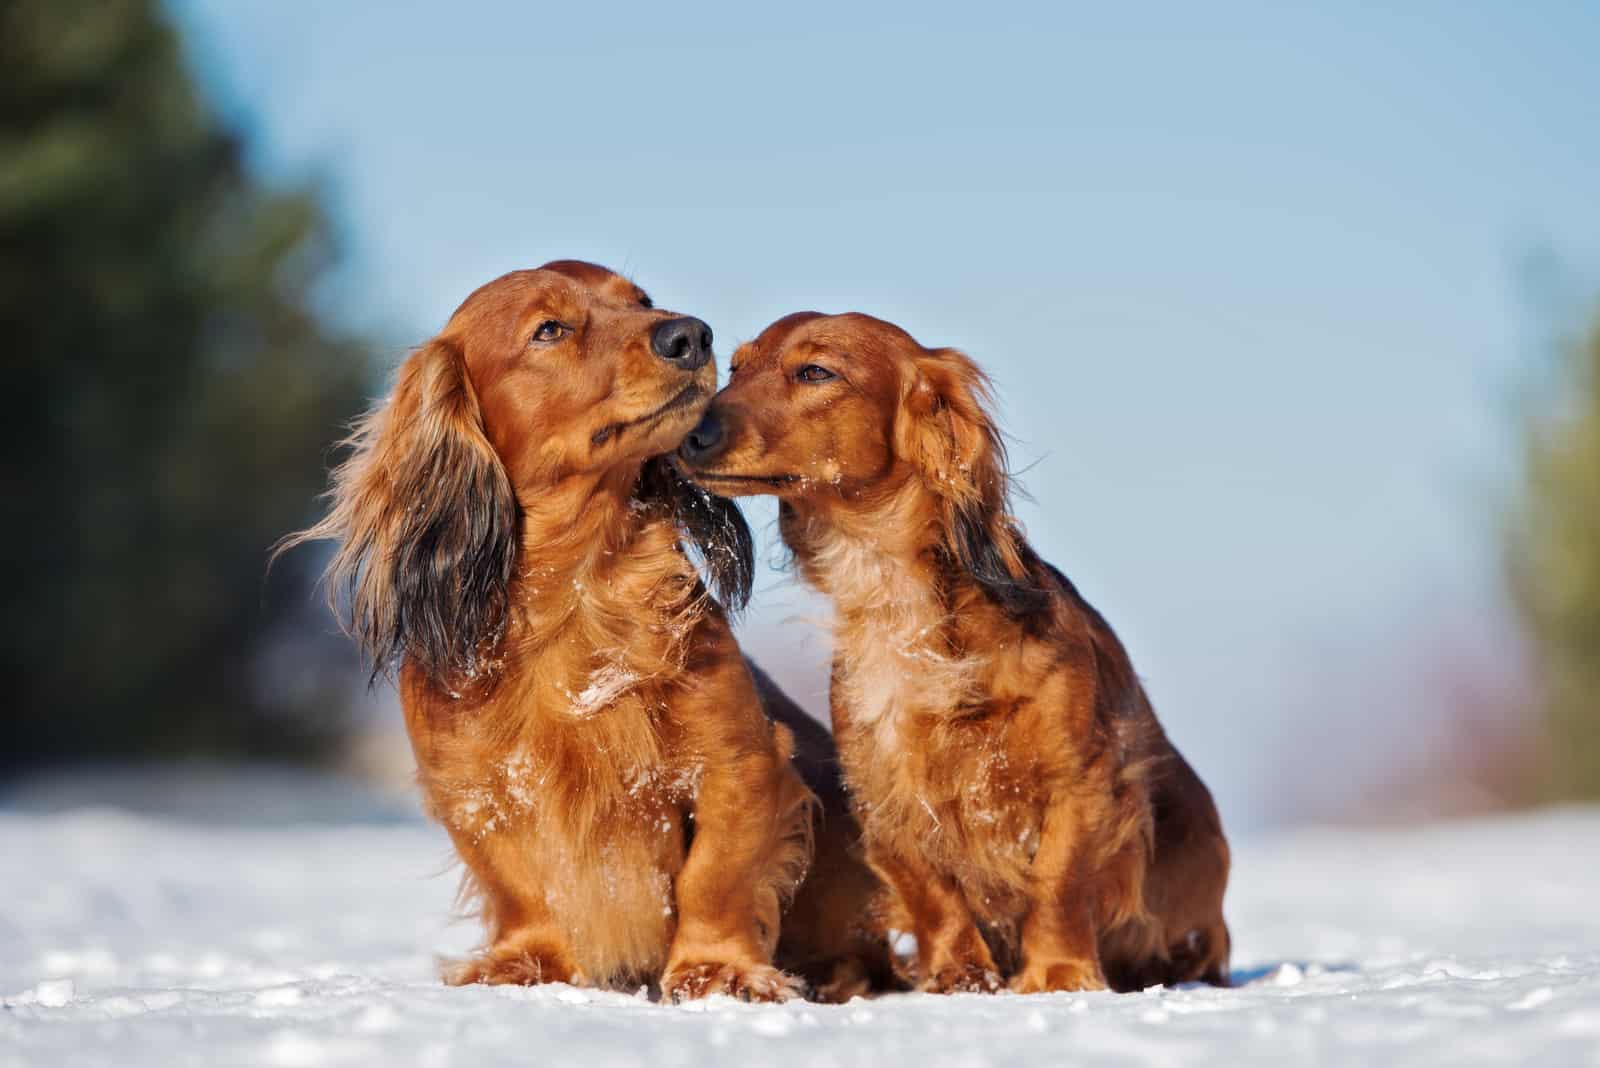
[651,317,713,371]
[679,409,727,466]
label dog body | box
[284,263,815,1000]
[400,485,808,993]
[679,311,1231,993]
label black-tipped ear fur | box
[637,458,755,611]
[896,347,1049,616]
[279,338,520,685]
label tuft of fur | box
[636,457,754,611]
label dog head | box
[448,260,718,486]
[678,311,1043,614]
[282,261,752,684]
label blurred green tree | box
[1510,306,1600,799]
[1,0,372,768]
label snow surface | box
[2,771,1598,1067]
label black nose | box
[679,410,727,466]
[651,316,713,370]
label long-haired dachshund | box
[676,311,1232,993]
[281,263,859,1001]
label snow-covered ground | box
[2,770,1597,1067]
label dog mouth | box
[684,470,802,488]
[591,384,705,446]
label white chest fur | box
[814,530,978,752]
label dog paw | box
[443,944,581,987]
[806,957,876,1004]
[661,961,803,1003]
[920,961,1004,994]
[1010,958,1107,994]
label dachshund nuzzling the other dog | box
[677,311,1232,993]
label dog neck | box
[782,476,981,738]
[503,464,707,680]
[783,477,936,607]
[516,466,638,582]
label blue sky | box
[170,1,1600,828]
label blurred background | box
[4,0,1597,833]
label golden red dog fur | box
[678,311,1232,993]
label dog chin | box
[677,466,792,497]
[655,390,711,435]
[592,385,709,454]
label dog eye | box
[795,364,835,383]
[530,320,568,344]
[637,293,654,309]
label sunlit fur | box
[679,311,1232,993]
[279,263,822,1000]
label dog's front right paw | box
[443,940,582,987]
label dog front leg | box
[1012,794,1109,993]
[439,824,585,988]
[661,750,809,1003]
[870,845,1001,993]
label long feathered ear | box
[636,457,755,611]
[276,338,520,684]
[894,347,1047,615]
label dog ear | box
[894,347,1047,615]
[636,457,755,611]
[277,338,520,684]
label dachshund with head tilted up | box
[677,311,1232,994]
[279,264,890,1002]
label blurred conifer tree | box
[1510,309,1600,799]
[1,0,372,767]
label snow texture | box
[2,770,1597,1067]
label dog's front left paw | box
[661,961,803,1003]
[1009,957,1107,994]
